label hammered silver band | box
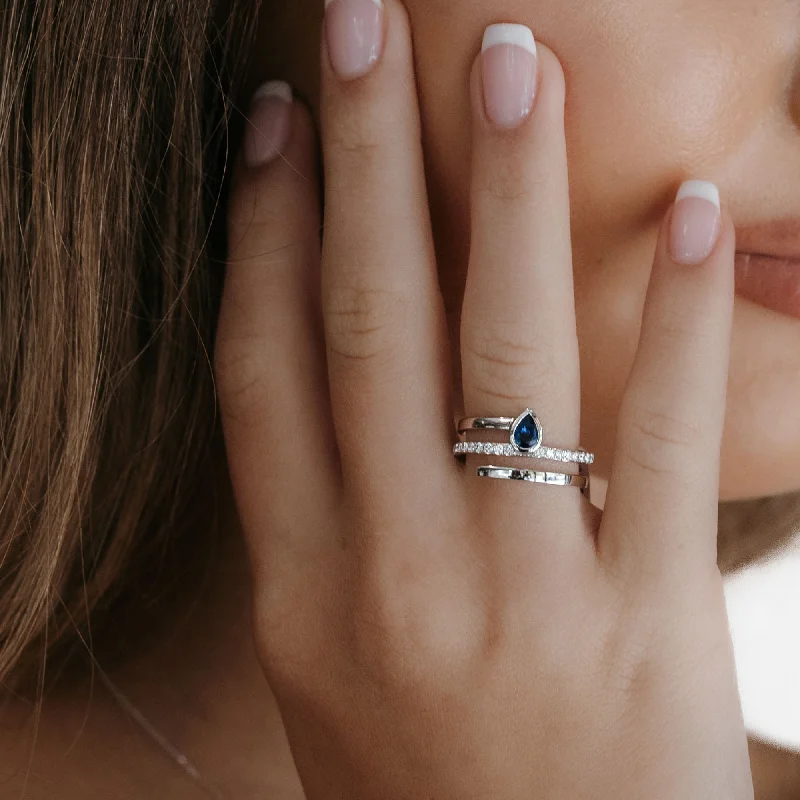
[477,466,589,491]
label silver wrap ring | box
[454,408,594,497]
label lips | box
[734,253,800,319]
[733,220,800,320]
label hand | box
[216,3,754,797]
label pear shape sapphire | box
[512,410,541,451]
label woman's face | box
[254,0,800,502]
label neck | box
[0,456,303,798]
[96,466,301,796]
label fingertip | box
[239,87,318,174]
[648,184,735,317]
[241,80,295,170]
[717,204,737,261]
[533,42,567,108]
[318,0,420,167]
[323,0,386,82]
[663,180,736,269]
[470,28,565,134]
[230,90,319,218]
[228,92,320,266]
[321,0,413,87]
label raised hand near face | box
[217,4,754,798]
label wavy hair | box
[0,0,256,686]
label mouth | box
[734,219,800,320]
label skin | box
[254,0,800,502]
[2,1,800,797]
[221,2,758,790]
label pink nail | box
[325,0,384,81]
[669,181,722,265]
[481,24,538,130]
[243,81,293,168]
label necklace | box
[96,665,226,799]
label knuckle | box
[348,548,480,695]
[462,325,559,404]
[598,619,657,708]
[648,310,708,348]
[324,283,408,365]
[228,168,282,232]
[227,179,260,233]
[228,176,317,255]
[475,158,540,205]
[214,332,273,417]
[228,194,276,261]
[620,404,704,476]
[325,114,386,164]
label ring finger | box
[460,25,590,552]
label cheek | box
[410,0,759,269]
[566,28,753,245]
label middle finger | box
[460,26,589,547]
[462,26,580,440]
[320,0,455,512]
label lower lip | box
[734,253,800,320]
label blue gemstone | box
[513,413,540,450]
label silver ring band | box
[458,416,527,433]
[477,466,589,492]
[456,408,595,466]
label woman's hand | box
[216,2,754,797]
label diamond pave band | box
[453,441,594,465]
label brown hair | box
[0,0,256,686]
[0,0,797,689]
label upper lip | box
[735,218,800,261]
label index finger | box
[320,0,456,510]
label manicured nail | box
[481,24,538,130]
[325,0,384,80]
[669,180,722,265]
[243,81,293,168]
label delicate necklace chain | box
[96,666,226,799]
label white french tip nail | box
[482,23,537,56]
[252,80,293,105]
[676,180,721,210]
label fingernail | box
[243,81,293,168]
[325,0,384,81]
[481,24,538,130]
[669,181,722,265]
